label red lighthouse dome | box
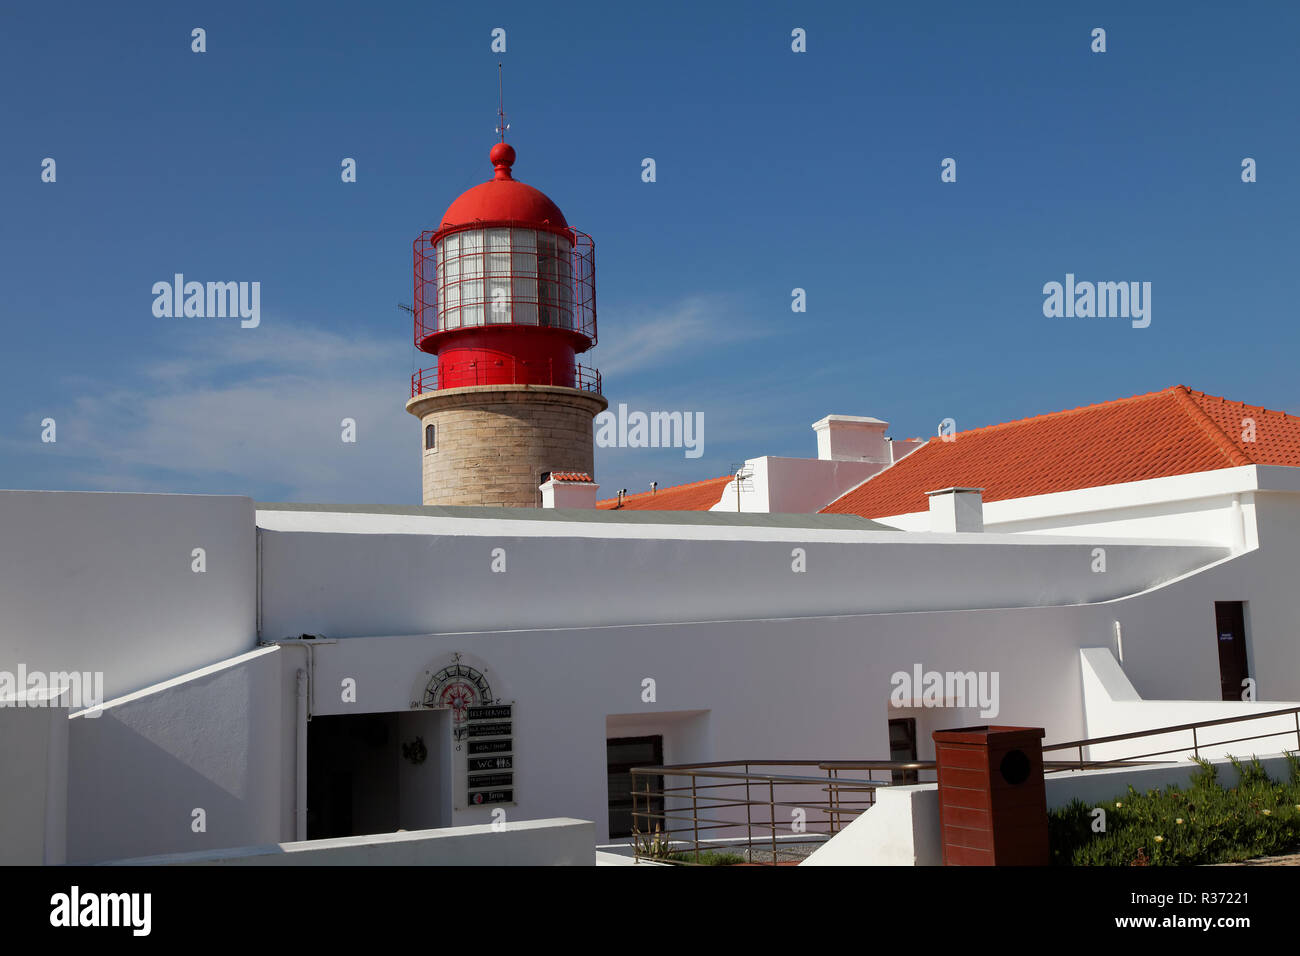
[411,143,598,394]
[439,143,568,229]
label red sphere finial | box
[490,142,516,181]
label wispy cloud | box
[40,320,418,502]
[11,295,773,503]
[595,293,771,377]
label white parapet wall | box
[800,784,941,866]
[0,687,70,865]
[102,818,595,866]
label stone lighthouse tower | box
[406,140,607,507]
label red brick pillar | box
[932,726,1048,866]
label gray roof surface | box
[255,501,895,531]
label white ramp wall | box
[65,647,285,864]
[1078,647,1300,763]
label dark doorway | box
[1214,601,1251,701]
[307,713,400,839]
[607,735,663,839]
[889,717,919,784]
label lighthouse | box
[406,140,607,507]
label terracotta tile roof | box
[822,386,1300,519]
[549,472,594,483]
[596,475,732,511]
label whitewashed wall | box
[0,491,257,700]
[709,457,888,514]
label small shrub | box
[666,850,745,866]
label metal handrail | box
[410,360,601,397]
[628,759,935,866]
[1043,704,1300,770]
[1043,704,1300,752]
[627,708,1300,864]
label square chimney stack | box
[540,473,599,509]
[811,415,891,463]
[926,487,984,532]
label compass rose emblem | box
[420,653,494,740]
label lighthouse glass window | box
[437,228,572,332]
[537,232,574,329]
[438,233,461,329]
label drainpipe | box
[294,668,308,841]
[263,638,330,842]
[1230,494,1247,554]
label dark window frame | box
[889,717,919,785]
[607,735,664,839]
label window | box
[424,424,436,451]
[607,735,663,839]
[511,228,538,325]
[486,228,512,323]
[459,231,484,327]
[889,717,919,785]
[537,232,573,330]
[436,228,570,331]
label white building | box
[3,385,1300,864]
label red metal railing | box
[411,360,602,397]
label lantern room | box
[412,143,599,394]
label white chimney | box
[925,487,984,532]
[811,415,890,463]
[540,473,599,509]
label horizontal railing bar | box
[816,761,935,770]
[633,802,874,822]
[631,796,874,811]
[650,784,880,797]
[1043,759,1175,772]
[644,759,915,770]
[631,819,781,835]
[632,769,883,787]
[1044,705,1300,752]
[1045,730,1299,767]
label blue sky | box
[2,1,1297,502]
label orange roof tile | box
[596,475,732,511]
[822,386,1300,519]
[549,472,593,483]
